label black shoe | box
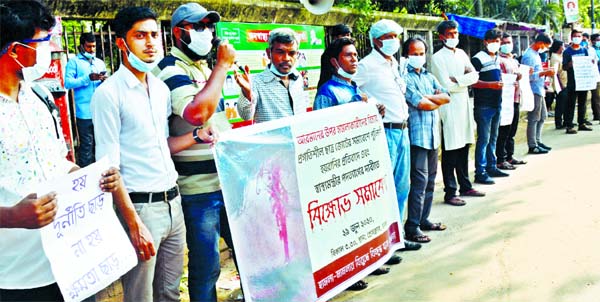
[400,240,422,251]
[566,127,578,134]
[528,146,548,154]
[579,124,593,131]
[487,169,509,177]
[385,254,402,265]
[474,175,495,185]
[370,267,390,275]
[538,143,552,151]
[556,125,565,130]
[584,120,593,126]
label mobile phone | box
[100,71,107,75]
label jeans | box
[527,94,547,148]
[473,106,501,177]
[441,141,472,200]
[76,118,95,167]
[181,191,235,302]
[384,128,410,221]
[121,196,186,302]
[405,146,438,235]
[496,102,520,162]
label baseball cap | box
[171,3,220,27]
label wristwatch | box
[192,127,204,144]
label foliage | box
[336,0,379,34]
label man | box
[0,1,125,300]
[153,3,238,301]
[521,33,554,155]
[563,29,591,133]
[496,33,527,169]
[65,32,107,167]
[591,33,600,122]
[353,20,418,256]
[471,29,508,185]
[236,27,308,123]
[317,23,352,89]
[430,20,485,206]
[92,7,186,301]
[402,36,451,243]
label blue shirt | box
[313,75,362,110]
[520,47,546,96]
[65,53,106,119]
[404,65,447,150]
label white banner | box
[500,73,517,126]
[573,56,599,91]
[39,158,137,302]
[518,65,535,112]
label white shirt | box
[0,82,76,289]
[353,50,408,123]
[91,65,178,192]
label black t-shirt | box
[471,51,502,108]
[562,46,589,89]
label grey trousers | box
[405,146,438,235]
[527,94,547,148]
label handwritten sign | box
[573,56,599,91]
[519,64,535,112]
[500,73,517,126]
[39,157,137,302]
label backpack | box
[31,84,61,139]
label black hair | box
[549,39,563,54]
[331,24,352,38]
[484,29,503,41]
[317,37,356,89]
[436,20,458,36]
[401,36,427,58]
[80,32,96,46]
[592,34,600,41]
[582,32,590,38]
[502,32,511,39]
[113,6,158,38]
[0,0,55,51]
[534,32,552,44]
[570,29,582,37]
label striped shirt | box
[471,51,502,108]
[237,67,308,123]
[154,47,228,195]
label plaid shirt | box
[404,65,446,150]
[237,67,307,123]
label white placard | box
[500,73,517,126]
[518,64,535,112]
[39,157,137,302]
[573,56,598,91]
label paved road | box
[331,121,600,302]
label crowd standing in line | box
[3,1,600,301]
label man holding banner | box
[563,29,592,133]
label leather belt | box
[383,121,408,130]
[130,185,179,203]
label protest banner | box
[518,64,535,111]
[39,158,137,302]
[214,102,403,302]
[215,22,325,124]
[500,73,517,126]
[573,56,599,91]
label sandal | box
[422,222,447,231]
[370,267,390,275]
[405,233,431,243]
[347,280,368,291]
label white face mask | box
[407,55,426,69]
[269,63,292,77]
[379,38,400,56]
[333,59,354,79]
[124,42,158,73]
[538,47,548,53]
[13,41,51,83]
[181,28,213,56]
[445,38,459,49]
[486,42,501,53]
[572,37,582,45]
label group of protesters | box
[2,0,600,301]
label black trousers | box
[0,283,63,302]
[554,90,567,127]
[565,88,589,128]
[496,102,520,163]
[441,138,472,200]
[76,118,95,168]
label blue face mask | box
[82,52,95,60]
[595,41,600,48]
[124,42,158,73]
[581,41,588,48]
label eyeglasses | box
[179,22,215,32]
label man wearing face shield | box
[153,3,238,302]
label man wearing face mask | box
[65,32,107,168]
[470,29,508,185]
[235,28,308,123]
[153,3,239,302]
[402,36,451,243]
[92,7,191,301]
[563,29,591,133]
[431,20,485,206]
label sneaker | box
[538,143,552,151]
[474,175,495,185]
[497,161,516,170]
[578,124,593,131]
[487,169,509,177]
[460,189,486,197]
[565,127,578,134]
[528,146,548,154]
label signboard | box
[216,22,325,124]
[518,64,535,112]
[563,0,579,23]
[39,158,137,302]
[573,55,600,91]
[214,102,403,301]
[500,73,517,126]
